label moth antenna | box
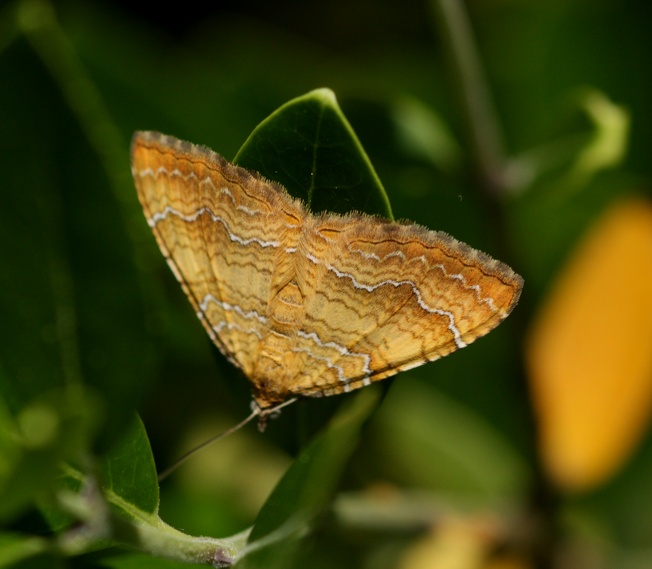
[157,398,298,482]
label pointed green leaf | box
[235,88,393,219]
[100,415,159,516]
[236,388,381,568]
[57,418,249,566]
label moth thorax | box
[267,280,305,336]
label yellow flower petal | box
[527,198,652,491]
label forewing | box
[130,131,304,376]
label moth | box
[131,131,522,417]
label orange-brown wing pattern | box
[131,131,523,411]
[131,131,305,379]
[282,215,522,398]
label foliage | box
[1,0,651,567]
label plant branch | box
[430,0,509,196]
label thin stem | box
[18,0,129,205]
[430,0,508,196]
[430,6,558,567]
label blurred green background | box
[1,0,652,567]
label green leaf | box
[234,88,393,219]
[56,418,248,566]
[390,95,462,172]
[236,387,381,568]
[0,0,157,453]
[0,385,99,523]
[100,415,159,516]
[561,89,630,192]
[0,533,52,567]
[372,378,528,499]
